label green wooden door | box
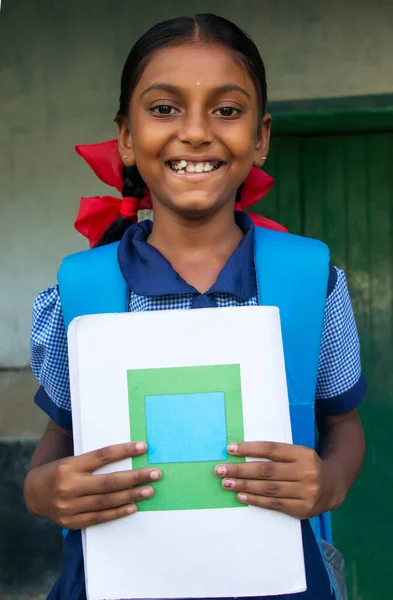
[252,132,393,599]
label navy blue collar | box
[118,212,256,300]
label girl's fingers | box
[67,503,138,530]
[74,467,162,497]
[227,441,300,462]
[222,478,302,499]
[67,486,155,515]
[214,461,298,482]
[235,492,305,518]
[75,441,148,473]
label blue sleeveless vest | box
[58,227,333,587]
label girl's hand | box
[214,441,341,519]
[24,442,162,529]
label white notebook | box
[68,306,306,600]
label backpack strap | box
[254,227,332,546]
[57,242,127,330]
[254,227,329,448]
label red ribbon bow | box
[74,140,287,247]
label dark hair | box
[96,14,267,247]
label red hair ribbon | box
[74,140,287,247]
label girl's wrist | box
[24,465,48,518]
[24,469,40,516]
[320,457,347,511]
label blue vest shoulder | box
[57,242,127,330]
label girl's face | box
[119,42,271,218]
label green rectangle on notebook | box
[127,364,245,511]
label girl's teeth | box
[170,160,220,173]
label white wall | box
[1,0,393,366]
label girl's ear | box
[117,119,136,167]
[253,113,272,168]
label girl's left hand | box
[214,441,342,519]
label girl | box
[25,14,366,600]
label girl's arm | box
[318,408,365,509]
[28,289,161,527]
[215,267,366,516]
[214,408,365,518]
[24,422,162,529]
[29,419,73,469]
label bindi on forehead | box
[133,43,259,110]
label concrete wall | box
[1,0,393,436]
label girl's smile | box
[165,156,227,184]
[119,42,270,219]
[167,157,223,175]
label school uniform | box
[31,212,366,600]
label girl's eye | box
[151,104,177,116]
[215,106,241,117]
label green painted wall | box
[255,131,393,599]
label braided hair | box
[94,164,147,247]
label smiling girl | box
[25,14,365,600]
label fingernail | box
[126,505,138,514]
[136,442,147,452]
[223,479,236,489]
[214,465,227,476]
[227,444,238,453]
[237,493,248,503]
[150,470,161,480]
[141,487,153,497]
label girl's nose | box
[178,109,213,148]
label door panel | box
[252,132,393,599]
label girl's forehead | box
[134,43,255,95]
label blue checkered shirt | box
[31,267,362,421]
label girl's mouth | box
[167,159,223,174]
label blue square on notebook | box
[145,392,228,464]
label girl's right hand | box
[24,441,161,529]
